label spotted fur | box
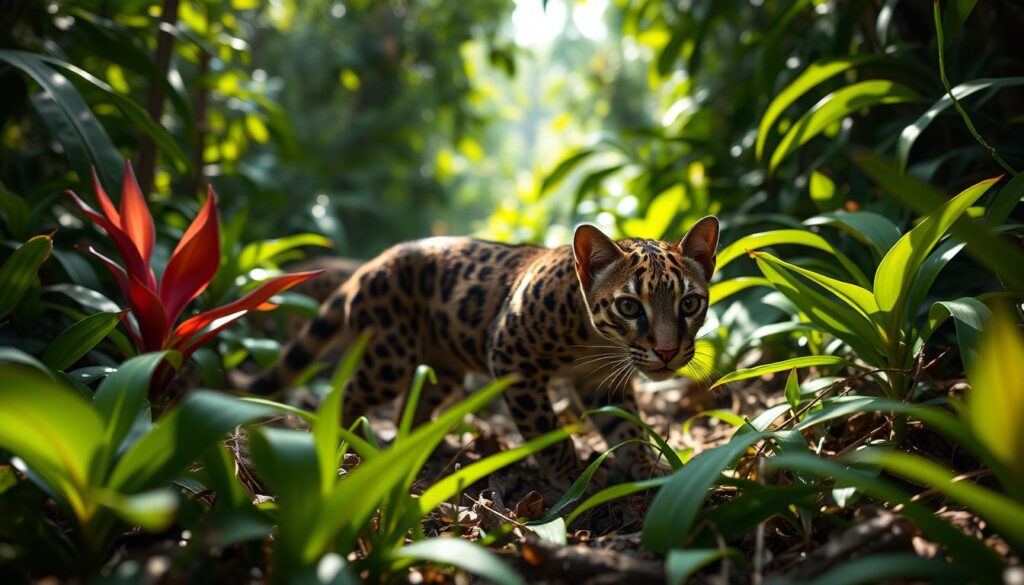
[247,217,720,485]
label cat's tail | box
[240,289,354,396]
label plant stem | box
[932,1,1018,176]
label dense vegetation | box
[1,0,1022,583]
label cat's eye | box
[615,298,643,319]
[680,296,703,316]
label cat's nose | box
[654,346,680,364]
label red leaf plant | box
[67,162,322,393]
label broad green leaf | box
[92,352,175,465]
[804,211,902,260]
[396,538,524,585]
[766,453,1004,580]
[623,184,686,240]
[792,553,968,585]
[872,175,996,336]
[585,406,682,470]
[712,355,851,389]
[248,427,323,564]
[40,56,190,174]
[642,432,766,553]
[942,0,978,46]
[809,170,841,211]
[769,80,923,172]
[967,309,1024,486]
[753,255,888,364]
[97,488,177,532]
[701,484,820,541]
[0,50,122,187]
[987,172,1024,227]
[0,346,55,379]
[897,77,1024,171]
[108,391,275,492]
[238,233,333,273]
[540,148,595,195]
[850,449,1024,549]
[0,365,104,514]
[708,277,771,304]
[0,189,32,238]
[902,239,963,326]
[0,235,52,320]
[528,517,567,545]
[666,549,743,585]
[573,164,624,211]
[753,250,884,335]
[856,153,1024,294]
[45,284,121,314]
[42,311,124,370]
[717,229,868,286]
[920,298,990,372]
[756,55,876,160]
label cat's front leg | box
[500,375,581,491]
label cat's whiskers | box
[573,352,629,368]
[579,356,631,383]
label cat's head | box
[572,217,719,380]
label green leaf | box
[584,406,682,470]
[942,0,978,46]
[856,153,1024,294]
[0,235,52,320]
[897,77,1024,171]
[42,311,124,370]
[708,277,771,304]
[987,172,1024,227]
[540,149,595,195]
[967,308,1024,487]
[315,333,369,495]
[804,211,902,260]
[623,184,686,240]
[920,298,990,372]
[237,233,333,273]
[398,364,437,441]
[717,229,868,286]
[0,365,104,512]
[769,80,922,172]
[0,346,55,379]
[850,449,1024,550]
[642,432,766,553]
[97,488,178,532]
[666,549,743,585]
[93,352,175,462]
[712,356,852,389]
[872,174,996,336]
[753,251,884,333]
[40,56,190,174]
[418,427,577,519]
[566,475,672,526]
[681,410,746,438]
[108,391,274,492]
[0,50,122,188]
[396,538,524,585]
[45,283,121,314]
[784,368,800,411]
[766,453,1004,580]
[753,254,888,364]
[0,189,32,238]
[756,55,876,160]
[809,170,842,211]
[528,517,567,545]
[791,553,967,585]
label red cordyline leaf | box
[91,168,121,228]
[160,186,220,325]
[66,190,157,290]
[86,245,169,351]
[119,163,156,269]
[171,270,323,357]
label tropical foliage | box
[1,0,1022,583]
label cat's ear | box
[677,216,719,280]
[573,224,624,288]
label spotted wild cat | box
[246,217,719,487]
